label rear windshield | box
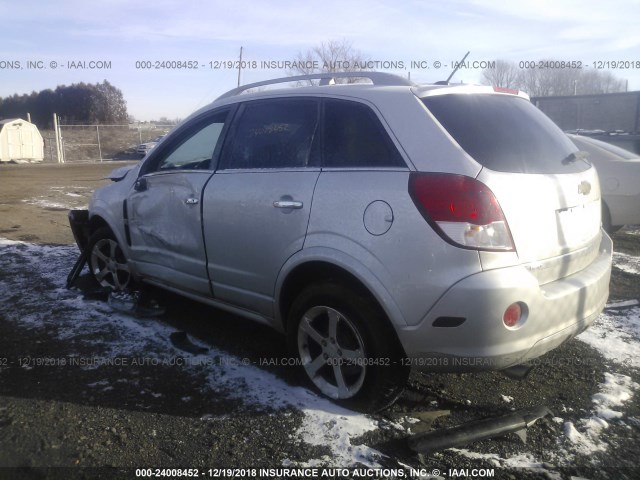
[422,94,590,174]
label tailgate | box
[478,167,602,283]
[420,91,603,283]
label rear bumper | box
[398,230,612,371]
[68,209,90,251]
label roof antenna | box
[446,51,470,83]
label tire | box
[287,282,409,412]
[87,227,132,291]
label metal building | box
[531,91,640,154]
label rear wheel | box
[287,282,408,412]
[87,227,131,290]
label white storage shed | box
[0,118,44,163]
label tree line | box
[481,60,626,97]
[0,80,128,128]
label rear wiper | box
[562,150,589,165]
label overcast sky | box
[1,0,639,121]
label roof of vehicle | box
[213,72,530,104]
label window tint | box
[422,94,589,174]
[323,99,405,168]
[220,99,318,169]
[157,112,228,171]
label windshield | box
[422,94,591,174]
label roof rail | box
[216,71,415,100]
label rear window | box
[323,99,405,168]
[422,94,590,174]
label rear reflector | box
[503,303,522,327]
[409,173,515,251]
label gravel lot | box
[0,162,639,480]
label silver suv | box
[69,72,612,412]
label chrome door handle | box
[185,197,199,205]
[273,200,303,209]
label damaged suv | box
[69,72,612,412]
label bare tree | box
[481,59,626,97]
[577,69,625,94]
[288,39,370,83]
[481,60,520,88]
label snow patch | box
[563,421,604,454]
[562,373,639,454]
[0,239,383,468]
[451,448,555,474]
[578,305,640,368]
[22,198,77,210]
[613,251,640,275]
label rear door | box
[422,93,601,280]
[203,98,320,316]
[127,109,231,295]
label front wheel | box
[287,282,408,412]
[87,227,131,290]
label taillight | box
[409,173,515,251]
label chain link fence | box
[42,124,174,163]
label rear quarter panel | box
[303,170,482,327]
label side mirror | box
[134,177,148,192]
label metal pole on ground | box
[96,125,103,162]
[53,113,64,164]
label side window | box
[219,99,318,169]
[324,99,405,168]
[155,111,228,172]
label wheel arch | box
[88,214,110,234]
[276,250,408,343]
[88,205,130,256]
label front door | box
[127,110,231,296]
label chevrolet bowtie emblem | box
[578,181,591,195]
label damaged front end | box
[68,209,91,251]
[66,209,91,288]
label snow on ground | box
[613,251,640,275]
[562,372,639,455]
[577,249,640,367]
[22,186,91,210]
[578,305,640,368]
[446,248,640,474]
[0,238,384,468]
[1,238,639,473]
[450,449,559,478]
[22,198,79,210]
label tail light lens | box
[409,173,515,251]
[503,302,522,327]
